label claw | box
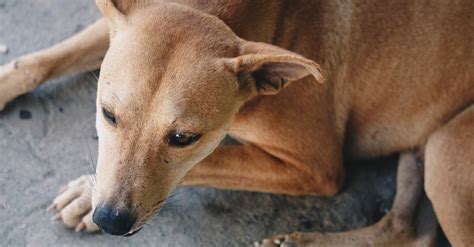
[51,213,62,221]
[75,222,85,232]
[47,203,56,212]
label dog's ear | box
[96,0,127,27]
[96,0,147,27]
[224,41,324,96]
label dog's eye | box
[102,107,116,125]
[167,132,202,147]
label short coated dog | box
[0,0,472,246]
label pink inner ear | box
[264,62,311,82]
[252,62,311,93]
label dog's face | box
[92,0,323,235]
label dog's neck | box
[205,0,346,133]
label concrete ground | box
[0,1,450,246]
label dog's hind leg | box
[257,152,438,247]
[0,18,109,110]
[425,105,474,246]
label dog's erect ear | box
[224,41,324,96]
[96,0,148,27]
[96,0,127,27]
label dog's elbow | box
[301,169,345,197]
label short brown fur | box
[1,0,472,246]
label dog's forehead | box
[99,3,241,92]
[99,46,238,132]
[100,45,234,101]
[151,63,239,128]
[97,5,242,130]
[125,3,240,55]
[100,17,238,94]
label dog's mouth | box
[123,227,143,237]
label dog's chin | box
[122,227,143,237]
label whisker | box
[159,204,183,214]
[168,188,192,199]
[83,135,97,173]
[79,133,109,197]
[145,222,154,227]
[89,70,99,82]
[157,189,191,213]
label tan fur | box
[1,0,473,245]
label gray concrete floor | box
[0,1,449,246]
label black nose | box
[92,203,137,236]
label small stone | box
[0,44,8,54]
[301,219,314,230]
[19,109,32,120]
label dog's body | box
[1,0,473,246]
[194,0,473,157]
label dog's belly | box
[341,42,473,159]
[324,0,474,159]
[343,71,473,160]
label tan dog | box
[0,0,473,246]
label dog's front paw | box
[48,175,99,233]
[0,58,46,111]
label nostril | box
[92,203,137,236]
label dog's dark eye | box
[167,132,202,147]
[102,107,116,125]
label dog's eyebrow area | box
[166,116,210,133]
[99,99,117,114]
[99,87,129,113]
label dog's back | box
[191,0,474,158]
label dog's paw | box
[255,234,302,247]
[0,58,46,111]
[48,175,99,233]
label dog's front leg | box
[182,144,344,196]
[0,18,109,110]
[48,175,99,232]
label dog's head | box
[92,0,323,236]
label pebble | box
[19,109,32,120]
[0,44,8,54]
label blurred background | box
[0,1,449,246]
